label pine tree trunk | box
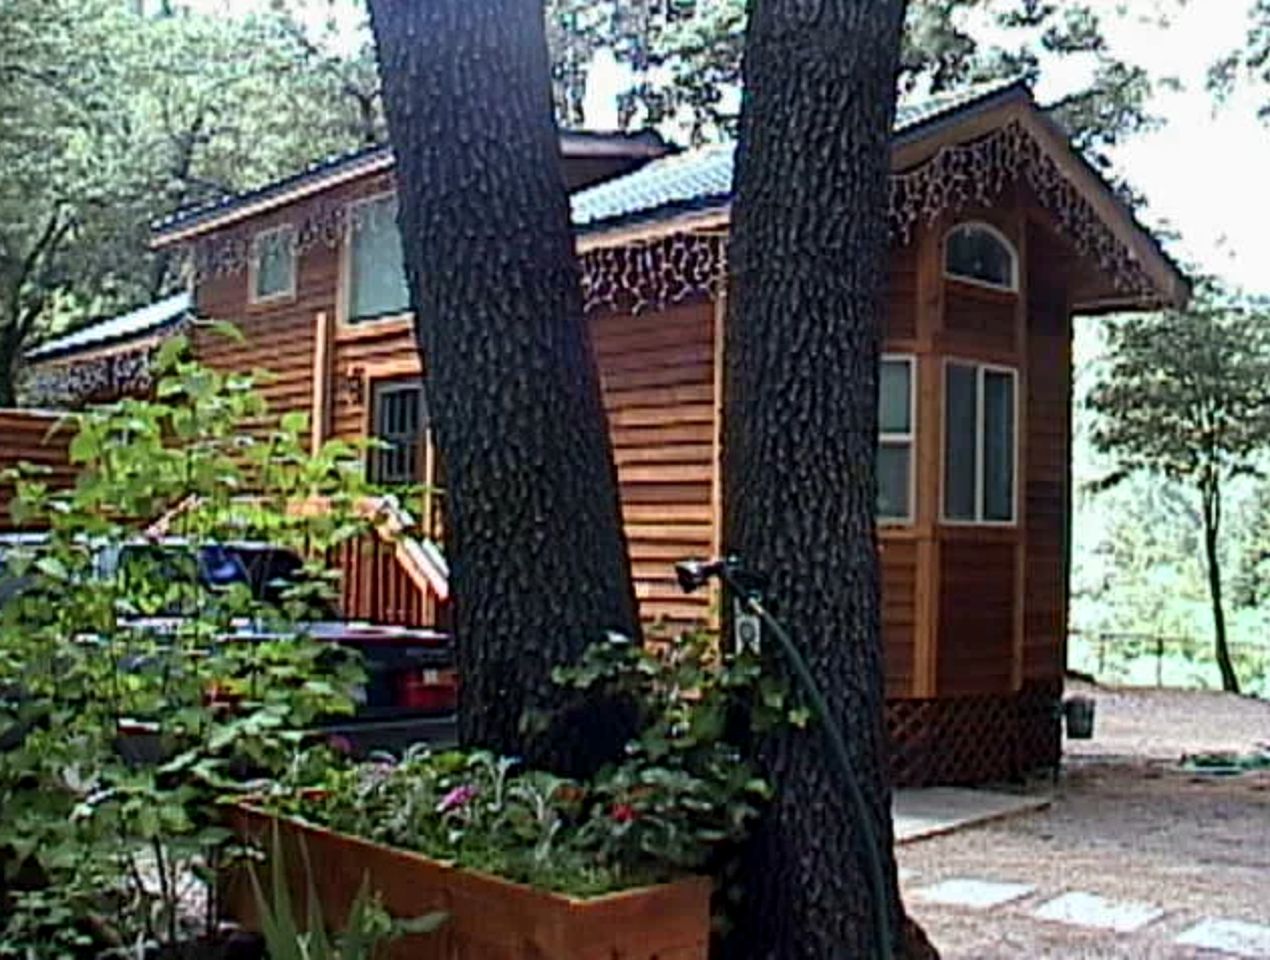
[722,1,916,957]
[366,0,641,775]
[1201,485,1240,694]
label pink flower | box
[326,734,355,755]
[610,802,637,824]
[437,783,479,814]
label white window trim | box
[247,224,297,305]
[340,190,413,327]
[940,357,1019,527]
[878,353,917,526]
[943,220,1019,294]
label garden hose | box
[719,573,895,960]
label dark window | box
[943,361,1017,523]
[371,379,427,484]
[945,223,1017,290]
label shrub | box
[0,338,376,958]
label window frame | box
[247,224,297,306]
[939,357,1019,527]
[943,221,1019,294]
[369,376,427,485]
[341,191,413,327]
[877,353,917,526]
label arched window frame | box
[943,221,1019,293]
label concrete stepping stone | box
[1175,918,1270,958]
[1032,891,1165,933]
[911,878,1035,910]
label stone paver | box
[1175,919,1270,958]
[1031,891,1166,933]
[911,877,1035,910]
[893,787,1051,844]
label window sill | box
[336,313,415,341]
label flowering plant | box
[269,632,798,896]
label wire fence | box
[1068,629,1270,696]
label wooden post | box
[709,286,727,630]
[310,311,333,457]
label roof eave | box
[151,133,673,250]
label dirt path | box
[897,686,1270,958]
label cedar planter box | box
[224,804,711,960]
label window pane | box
[944,363,978,520]
[877,442,910,520]
[879,359,911,435]
[255,230,293,299]
[983,370,1015,521]
[372,382,427,484]
[946,224,1014,289]
[350,196,411,321]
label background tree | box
[542,0,1160,159]
[1088,286,1270,694]
[1210,0,1270,119]
[721,0,915,956]
[365,0,641,775]
[0,0,369,405]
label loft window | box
[371,378,427,485]
[943,361,1017,524]
[250,226,295,303]
[878,355,914,522]
[944,222,1018,291]
[348,194,411,322]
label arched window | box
[944,222,1018,292]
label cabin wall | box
[180,169,1074,725]
[0,411,74,530]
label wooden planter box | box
[224,804,711,959]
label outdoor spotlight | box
[674,555,770,599]
[674,557,725,594]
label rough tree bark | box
[723,1,927,957]
[366,0,641,774]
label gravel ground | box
[897,684,1270,959]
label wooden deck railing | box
[147,493,450,630]
[335,495,450,629]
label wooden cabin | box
[20,80,1187,785]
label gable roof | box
[570,77,1030,232]
[26,292,192,362]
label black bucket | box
[1064,696,1096,739]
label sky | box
[201,0,1270,296]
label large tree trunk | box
[1201,484,1240,694]
[367,0,641,775]
[722,1,918,957]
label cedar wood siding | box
[180,176,1071,702]
[0,411,74,530]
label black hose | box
[723,575,894,960]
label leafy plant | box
[268,632,791,897]
[0,340,379,958]
[249,823,445,960]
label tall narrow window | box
[250,226,296,303]
[943,361,1017,523]
[348,194,411,322]
[944,222,1018,291]
[371,379,427,484]
[878,356,914,521]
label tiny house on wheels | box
[21,79,1187,786]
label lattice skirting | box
[885,680,1062,787]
